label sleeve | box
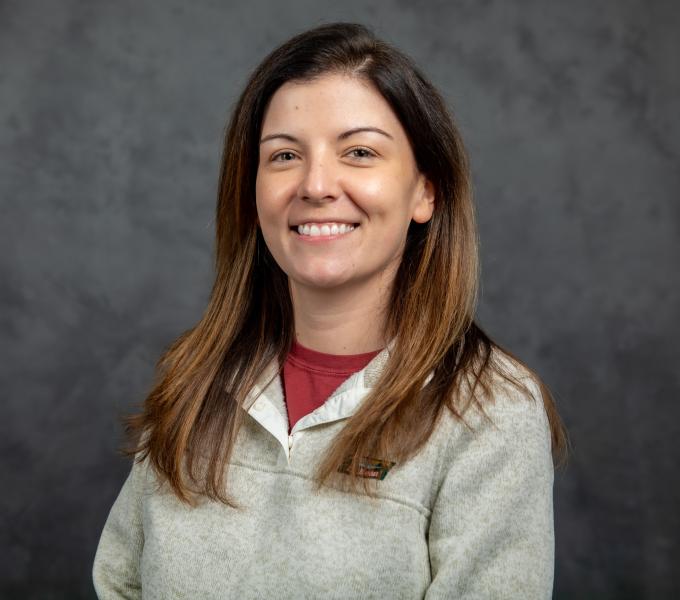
[92,454,147,599]
[424,382,555,599]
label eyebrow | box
[259,126,394,145]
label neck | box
[289,276,392,355]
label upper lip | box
[290,219,359,226]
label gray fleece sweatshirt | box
[92,346,555,599]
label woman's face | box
[255,73,434,294]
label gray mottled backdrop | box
[1,0,678,598]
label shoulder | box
[426,349,555,600]
[440,345,552,465]
[473,345,547,423]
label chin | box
[292,269,354,289]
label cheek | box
[255,175,270,212]
[255,182,281,226]
[349,175,414,227]
[341,177,388,222]
[256,171,297,215]
[255,184,289,261]
[355,174,386,199]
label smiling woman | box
[256,74,434,330]
[92,21,569,600]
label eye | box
[271,151,298,162]
[347,146,376,159]
[269,147,377,163]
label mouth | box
[290,222,360,240]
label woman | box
[93,22,569,599]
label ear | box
[412,176,435,224]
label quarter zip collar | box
[243,340,394,463]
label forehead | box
[261,73,405,137]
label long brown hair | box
[121,22,570,507]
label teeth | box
[296,223,356,237]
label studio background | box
[1,1,678,598]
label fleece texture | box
[92,345,555,599]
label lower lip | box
[291,226,359,242]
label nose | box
[297,152,341,204]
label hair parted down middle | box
[121,21,569,507]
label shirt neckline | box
[287,339,383,375]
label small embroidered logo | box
[338,456,397,480]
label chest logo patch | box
[338,456,397,480]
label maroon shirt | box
[282,339,382,434]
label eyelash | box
[270,147,377,162]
